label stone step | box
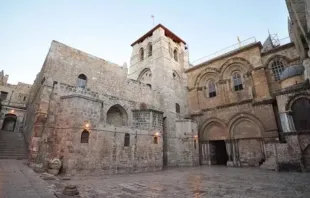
[0,131,28,159]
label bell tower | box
[128,24,189,166]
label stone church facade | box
[0,1,307,174]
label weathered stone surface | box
[63,185,79,196]
[46,166,310,198]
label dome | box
[280,64,304,81]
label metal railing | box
[278,37,291,46]
[191,37,257,66]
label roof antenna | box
[151,15,154,26]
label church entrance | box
[200,140,228,165]
[1,114,17,131]
[210,140,228,165]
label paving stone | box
[0,159,56,198]
[44,166,310,198]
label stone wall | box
[25,75,165,174]
[52,94,163,175]
[186,44,266,114]
[264,133,310,171]
[175,119,199,166]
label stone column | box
[207,142,211,165]
[279,112,296,132]
[232,140,236,165]
[225,141,231,160]
[303,57,310,81]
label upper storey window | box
[173,48,178,62]
[232,72,243,91]
[77,74,87,88]
[208,80,216,98]
[147,43,152,57]
[140,48,144,61]
[271,59,285,81]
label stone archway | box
[107,105,128,127]
[229,115,264,166]
[199,119,229,165]
[2,114,17,131]
[291,98,310,131]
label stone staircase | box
[0,130,28,159]
[260,156,277,171]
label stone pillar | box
[226,140,234,167]
[303,58,310,81]
[225,141,231,160]
[279,112,296,132]
[206,142,211,165]
[232,140,241,167]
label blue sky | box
[1,0,289,84]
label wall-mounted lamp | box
[10,109,15,114]
[154,132,160,137]
[194,135,198,139]
[84,122,90,129]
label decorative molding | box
[60,94,103,103]
[273,80,310,96]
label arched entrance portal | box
[291,98,310,131]
[210,140,228,165]
[200,120,228,165]
[2,114,17,131]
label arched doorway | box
[230,117,263,166]
[211,140,228,165]
[2,114,17,131]
[291,98,310,131]
[200,121,228,165]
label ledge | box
[60,94,103,103]
[272,80,310,96]
[190,97,275,116]
[185,42,262,73]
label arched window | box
[153,136,158,144]
[124,133,130,147]
[291,98,310,131]
[232,72,243,91]
[77,74,87,88]
[137,68,152,87]
[208,80,216,98]
[271,59,285,81]
[147,43,152,57]
[81,130,89,143]
[107,105,128,127]
[173,49,178,62]
[140,48,144,61]
[175,103,180,114]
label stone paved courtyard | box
[0,159,55,198]
[48,166,310,198]
[1,159,310,198]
